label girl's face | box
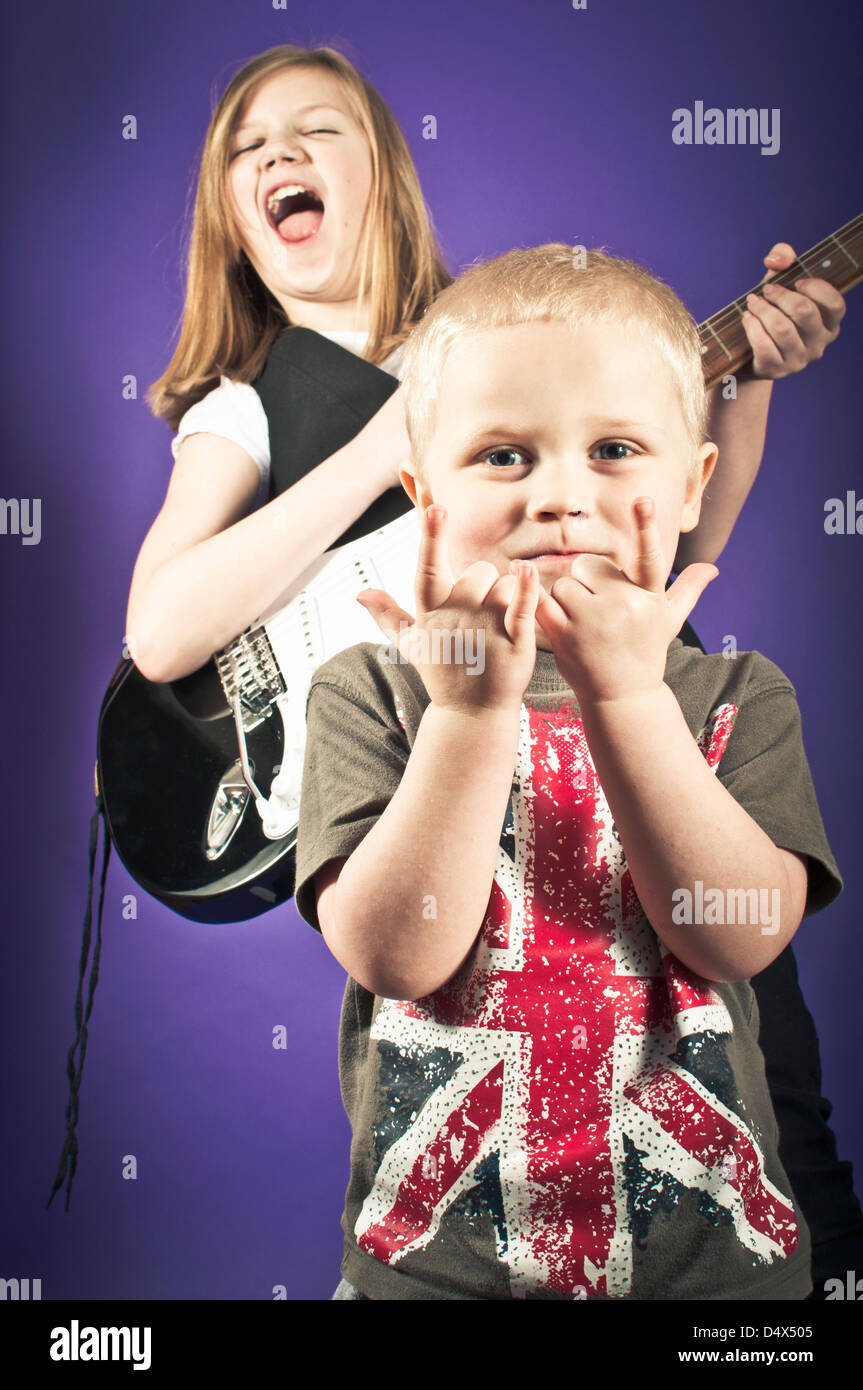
[227,67,374,331]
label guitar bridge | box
[216,626,286,732]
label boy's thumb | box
[666,563,718,631]
[356,588,416,647]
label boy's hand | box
[742,242,845,378]
[535,499,717,705]
[356,503,541,714]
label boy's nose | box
[524,459,590,521]
[525,482,588,522]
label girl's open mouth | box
[266,184,325,244]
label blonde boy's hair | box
[148,44,451,431]
[400,245,708,479]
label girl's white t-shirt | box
[171,329,404,510]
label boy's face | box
[401,318,717,652]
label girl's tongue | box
[277,209,323,243]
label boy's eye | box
[592,442,638,461]
[481,448,529,469]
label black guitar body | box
[97,657,294,922]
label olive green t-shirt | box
[294,639,841,1300]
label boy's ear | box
[679,442,719,533]
[399,462,433,510]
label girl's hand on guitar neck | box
[680,238,849,568]
[742,241,846,378]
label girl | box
[123,43,857,1298]
[126,45,450,683]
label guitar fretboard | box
[698,213,862,387]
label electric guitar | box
[96,214,863,922]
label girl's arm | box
[315,703,522,1001]
[126,388,410,682]
[675,374,773,566]
[675,244,846,569]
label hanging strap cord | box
[45,791,111,1211]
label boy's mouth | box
[266,184,325,244]
[523,550,584,565]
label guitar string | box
[703,243,863,345]
[701,216,862,350]
[702,223,863,343]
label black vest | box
[251,325,413,548]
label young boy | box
[293,246,842,1301]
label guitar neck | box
[698,212,863,387]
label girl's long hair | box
[148,45,452,431]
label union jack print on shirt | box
[354,698,798,1297]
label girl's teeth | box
[267,185,310,213]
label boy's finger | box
[415,504,455,615]
[628,498,667,592]
[665,564,718,632]
[533,584,570,641]
[503,560,540,644]
[356,588,416,645]
[569,554,621,593]
[454,558,514,610]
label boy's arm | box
[578,683,808,982]
[538,506,837,983]
[305,509,542,1002]
[675,243,845,568]
[315,703,520,1001]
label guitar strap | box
[46,792,111,1212]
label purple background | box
[2,0,861,1301]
